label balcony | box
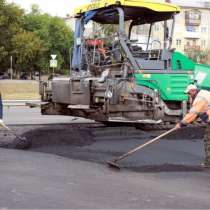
[185,19,201,26]
[185,10,201,26]
[184,45,201,52]
[184,31,200,39]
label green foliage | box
[0,2,74,75]
[100,24,117,36]
[186,49,210,65]
[11,30,45,71]
[92,22,117,38]
[0,0,24,69]
[23,6,74,72]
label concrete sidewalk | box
[3,100,41,107]
[3,106,93,125]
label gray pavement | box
[1,148,210,209]
[0,107,210,209]
[3,106,93,125]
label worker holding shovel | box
[0,92,30,149]
[176,84,210,168]
[107,84,210,170]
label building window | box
[201,40,206,47]
[176,39,182,46]
[201,27,207,33]
[186,26,197,32]
[185,9,201,26]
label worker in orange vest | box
[176,84,210,167]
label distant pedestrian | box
[175,84,210,168]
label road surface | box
[0,107,210,209]
[3,106,93,125]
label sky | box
[6,0,210,17]
[6,0,90,17]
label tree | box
[0,0,24,71]
[48,16,74,69]
[100,24,118,36]
[186,49,210,65]
[11,30,45,75]
[23,5,74,72]
[0,2,74,75]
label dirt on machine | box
[39,0,210,125]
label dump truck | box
[40,0,210,124]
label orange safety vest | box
[182,90,210,124]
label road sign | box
[51,54,57,60]
[50,59,58,68]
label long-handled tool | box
[107,127,178,169]
[0,120,30,149]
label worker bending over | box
[176,84,210,167]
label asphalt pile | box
[0,124,206,172]
[0,124,95,149]
[0,124,204,150]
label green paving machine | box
[40,0,210,124]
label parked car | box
[20,72,28,80]
[0,72,9,79]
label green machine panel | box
[172,51,210,90]
[135,73,193,101]
[172,51,195,71]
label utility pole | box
[50,54,57,78]
[10,56,13,80]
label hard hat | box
[185,84,197,94]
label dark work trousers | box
[204,124,210,166]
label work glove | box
[199,112,209,123]
[175,122,187,129]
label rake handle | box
[0,121,11,131]
[113,127,177,163]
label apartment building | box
[173,1,210,53]
[154,0,210,53]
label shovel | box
[107,127,178,169]
[0,120,30,149]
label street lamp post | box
[50,54,57,78]
[10,56,13,80]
